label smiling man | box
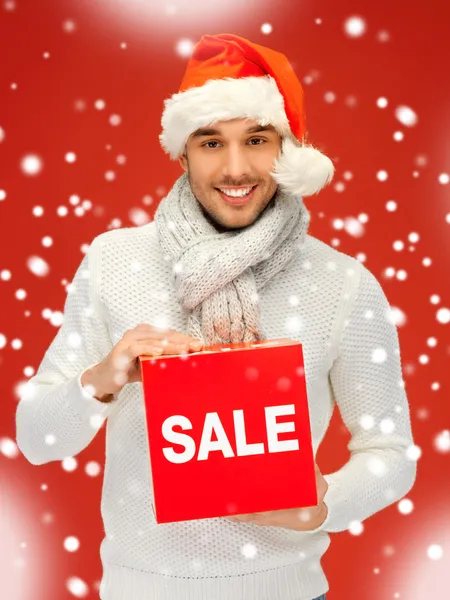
[17,33,416,600]
[179,120,282,231]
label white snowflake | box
[21,154,43,175]
[64,536,80,552]
[344,16,367,38]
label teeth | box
[219,187,253,197]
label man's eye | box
[204,141,220,148]
[249,138,265,145]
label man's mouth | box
[215,185,258,205]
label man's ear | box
[178,151,188,172]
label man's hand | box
[80,324,203,402]
[223,463,328,531]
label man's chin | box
[199,206,253,232]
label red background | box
[1,1,449,599]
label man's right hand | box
[80,324,204,402]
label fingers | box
[117,325,204,358]
[129,340,197,358]
[132,324,203,348]
[225,513,259,523]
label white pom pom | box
[271,137,335,197]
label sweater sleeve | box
[312,262,417,533]
[15,238,118,466]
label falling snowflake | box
[395,105,418,127]
[62,457,78,472]
[57,205,69,216]
[386,200,397,212]
[261,23,273,35]
[433,430,450,453]
[398,498,414,514]
[66,576,89,598]
[85,461,102,476]
[109,114,122,126]
[360,414,375,430]
[344,217,364,238]
[45,434,56,446]
[377,30,391,42]
[176,38,194,58]
[406,444,422,461]
[32,205,44,216]
[348,521,364,535]
[277,377,291,391]
[27,256,50,277]
[285,315,303,335]
[129,208,150,226]
[3,1,16,12]
[65,152,77,163]
[0,437,19,458]
[11,338,23,350]
[42,236,53,247]
[21,154,43,175]
[367,456,387,476]
[388,306,407,327]
[64,536,80,552]
[241,543,258,559]
[427,544,444,560]
[436,307,450,324]
[371,347,387,363]
[380,418,395,434]
[344,16,367,38]
[62,19,77,33]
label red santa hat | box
[160,33,335,197]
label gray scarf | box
[154,172,310,346]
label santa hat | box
[159,33,335,197]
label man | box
[16,33,416,600]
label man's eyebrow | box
[190,124,276,138]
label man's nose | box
[221,146,252,181]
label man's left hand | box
[223,463,328,531]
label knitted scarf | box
[154,172,310,346]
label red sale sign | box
[140,338,317,524]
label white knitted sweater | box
[15,221,416,600]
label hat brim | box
[160,75,334,197]
[160,75,292,158]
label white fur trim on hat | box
[160,75,292,159]
[160,74,335,197]
[271,137,335,197]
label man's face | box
[178,118,282,232]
